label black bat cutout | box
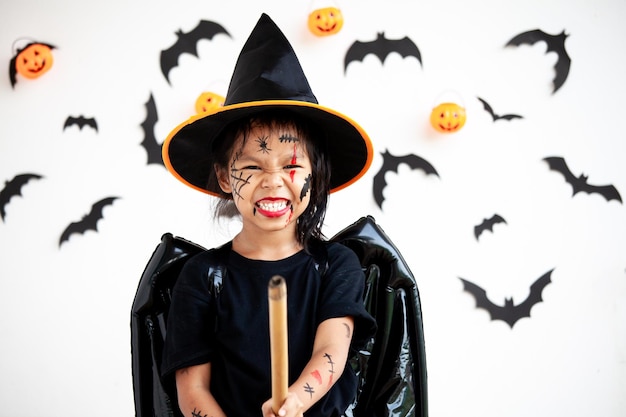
[344,32,422,73]
[140,93,163,167]
[477,97,523,122]
[59,196,119,247]
[505,29,571,94]
[160,20,231,84]
[0,173,43,222]
[474,214,507,240]
[373,150,439,209]
[63,115,98,132]
[460,269,553,328]
[544,156,622,203]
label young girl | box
[161,14,376,417]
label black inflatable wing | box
[334,216,427,417]
[130,216,427,417]
[131,234,205,417]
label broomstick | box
[268,275,288,414]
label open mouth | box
[255,198,292,217]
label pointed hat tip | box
[251,13,282,37]
[224,11,316,106]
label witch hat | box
[162,13,373,196]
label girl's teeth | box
[258,201,287,212]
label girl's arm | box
[262,316,355,417]
[175,363,227,417]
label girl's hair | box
[208,110,331,251]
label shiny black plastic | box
[131,233,205,417]
[333,216,428,417]
[130,216,427,417]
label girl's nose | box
[261,169,285,188]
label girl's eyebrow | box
[233,153,261,163]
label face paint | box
[229,148,252,202]
[224,123,312,231]
[300,174,312,201]
[231,171,252,201]
[285,205,294,227]
[279,134,300,143]
[290,143,298,182]
[256,135,271,153]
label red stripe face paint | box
[285,204,294,227]
[289,143,297,182]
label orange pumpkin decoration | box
[195,91,225,115]
[15,43,55,79]
[308,7,344,36]
[10,41,56,88]
[430,102,467,133]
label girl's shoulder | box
[178,241,233,280]
[325,241,358,259]
[308,239,361,277]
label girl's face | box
[217,121,313,232]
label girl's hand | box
[261,392,304,417]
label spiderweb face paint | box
[228,148,252,203]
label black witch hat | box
[162,13,373,196]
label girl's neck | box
[232,227,302,261]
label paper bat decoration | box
[474,214,507,240]
[160,20,231,84]
[344,32,422,73]
[544,156,622,203]
[63,115,98,132]
[373,150,439,209]
[477,97,522,122]
[140,93,163,166]
[0,173,43,222]
[459,269,553,328]
[59,196,119,247]
[505,29,571,94]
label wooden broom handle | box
[268,275,288,414]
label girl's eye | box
[284,164,302,170]
[242,165,261,170]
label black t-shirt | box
[162,242,376,417]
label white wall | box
[1,1,625,416]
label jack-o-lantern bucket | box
[430,101,466,133]
[308,6,344,36]
[10,41,56,87]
